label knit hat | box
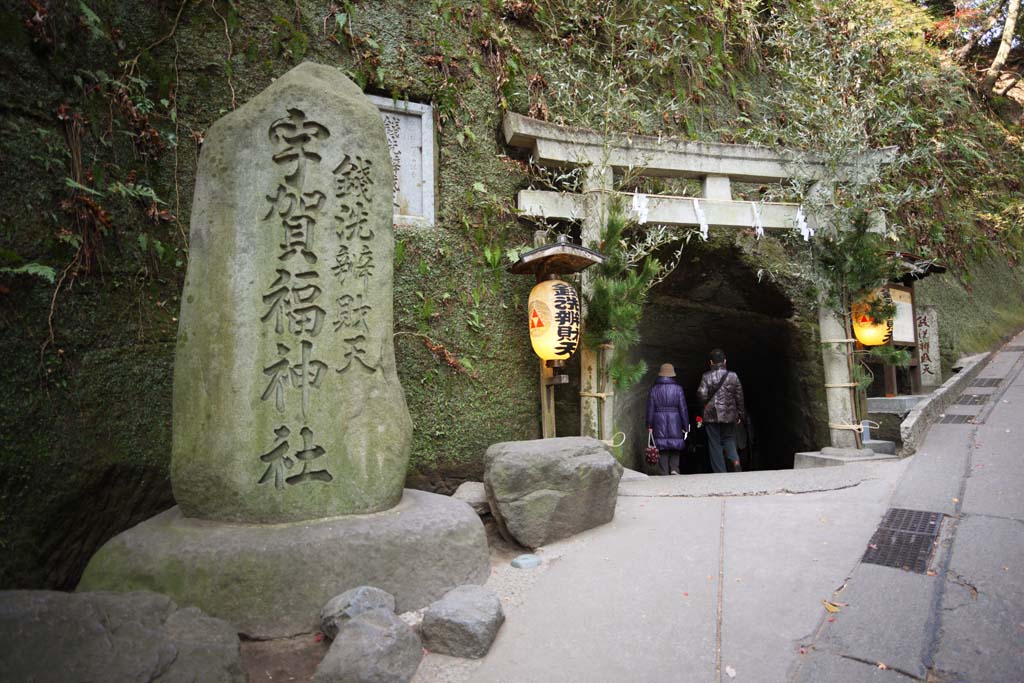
[658,363,676,377]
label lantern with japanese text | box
[851,288,894,346]
[528,279,581,361]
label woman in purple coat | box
[646,363,691,475]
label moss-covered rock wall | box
[1,0,1022,589]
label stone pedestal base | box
[77,490,489,639]
[794,447,898,469]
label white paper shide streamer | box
[751,202,764,240]
[631,192,649,225]
[692,198,709,240]
[796,205,813,241]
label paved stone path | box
[416,329,1024,682]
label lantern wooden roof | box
[508,238,605,276]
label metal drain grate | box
[955,394,989,406]
[880,508,943,534]
[862,508,943,573]
[971,378,1002,388]
[938,414,974,424]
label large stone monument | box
[172,60,411,523]
[78,63,489,638]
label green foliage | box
[0,263,57,284]
[811,212,902,313]
[751,0,1024,270]
[271,15,309,62]
[584,199,663,388]
[866,345,912,367]
[77,2,109,42]
[527,0,761,133]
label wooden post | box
[530,230,559,438]
[819,302,861,449]
[540,360,556,438]
[579,166,613,441]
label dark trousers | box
[707,423,739,473]
[658,449,681,475]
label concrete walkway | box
[461,330,1024,683]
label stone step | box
[794,447,899,469]
[863,438,897,455]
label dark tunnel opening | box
[617,245,822,472]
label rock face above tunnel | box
[484,437,622,548]
[171,61,412,523]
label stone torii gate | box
[502,112,897,450]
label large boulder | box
[0,590,244,683]
[320,586,396,640]
[420,585,504,659]
[484,436,623,548]
[314,608,422,683]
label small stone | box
[314,608,422,683]
[320,586,396,640]
[511,554,541,569]
[452,481,491,516]
[421,585,504,659]
[398,608,425,630]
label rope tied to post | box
[602,431,626,448]
[827,420,881,434]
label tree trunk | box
[953,1,1007,64]
[982,0,1021,93]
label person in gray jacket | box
[697,348,745,473]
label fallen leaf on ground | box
[725,665,737,678]
[828,617,836,623]
[927,570,937,576]
[822,600,842,613]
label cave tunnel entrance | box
[617,244,821,472]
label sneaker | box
[670,470,679,475]
[730,461,742,472]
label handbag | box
[645,431,660,465]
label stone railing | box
[900,352,991,454]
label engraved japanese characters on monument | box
[172,63,413,524]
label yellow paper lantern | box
[528,279,581,361]
[851,289,894,346]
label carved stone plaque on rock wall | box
[366,95,435,228]
[916,305,941,387]
[172,62,413,524]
